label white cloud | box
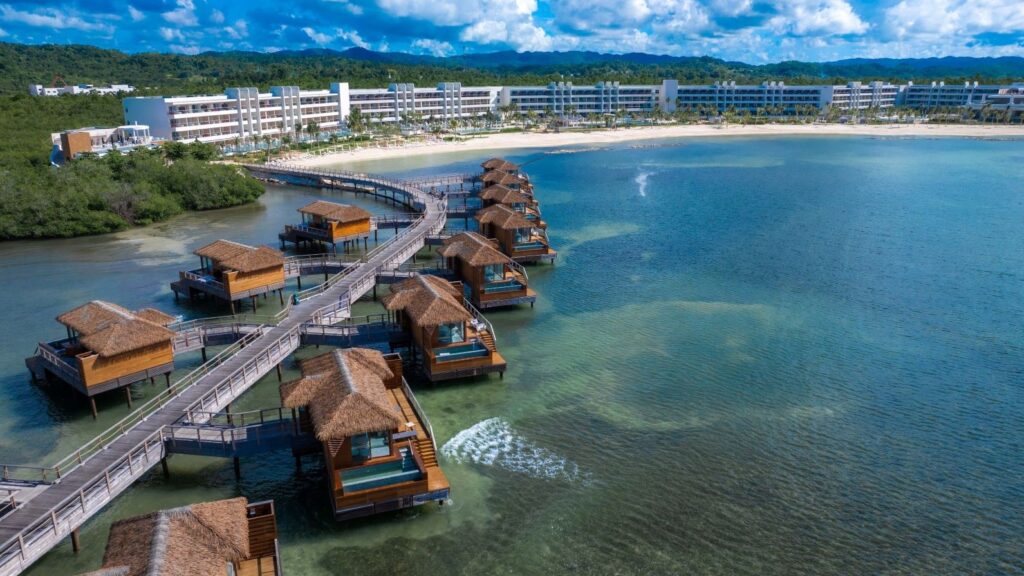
[169,43,201,55]
[460,19,555,51]
[127,5,144,22]
[411,38,454,56]
[162,0,197,27]
[553,0,710,33]
[0,4,114,32]
[225,19,248,40]
[302,26,369,48]
[325,0,364,15]
[768,0,868,36]
[884,0,1024,41]
[0,27,6,37]
[158,27,184,42]
[376,0,536,27]
[210,9,225,24]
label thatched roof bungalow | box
[382,275,506,381]
[282,200,375,249]
[279,348,451,520]
[172,240,286,312]
[481,157,521,174]
[439,233,536,309]
[478,185,544,226]
[28,300,178,416]
[77,497,280,576]
[480,170,531,192]
[474,205,556,263]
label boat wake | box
[441,418,587,483]
[635,170,652,197]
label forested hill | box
[2,42,1021,96]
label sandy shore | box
[285,123,1024,168]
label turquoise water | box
[4,136,1024,574]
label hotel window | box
[484,264,504,283]
[438,322,465,344]
[350,430,390,461]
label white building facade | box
[501,80,678,115]
[30,83,135,96]
[899,81,1004,108]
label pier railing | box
[401,378,437,453]
[462,297,497,346]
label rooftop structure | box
[30,83,134,97]
[26,301,176,417]
[171,240,286,313]
[281,348,450,520]
[382,275,507,381]
[50,125,155,163]
[76,497,280,576]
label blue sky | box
[2,0,1023,63]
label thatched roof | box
[439,232,510,267]
[57,301,175,357]
[280,348,402,441]
[86,497,250,576]
[481,158,519,172]
[474,204,534,230]
[381,275,472,327]
[480,170,526,187]
[194,240,284,273]
[299,200,373,223]
[479,185,532,206]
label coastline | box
[284,123,1024,168]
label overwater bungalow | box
[474,204,557,264]
[280,200,375,252]
[438,232,536,309]
[27,301,176,417]
[171,240,286,313]
[481,157,522,176]
[280,348,450,520]
[479,184,545,227]
[77,497,281,576]
[382,275,507,381]
[480,170,532,193]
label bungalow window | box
[484,264,504,283]
[437,322,465,344]
[351,430,390,461]
[511,202,525,213]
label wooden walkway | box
[0,166,447,576]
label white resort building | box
[30,83,135,96]
[122,79,1024,144]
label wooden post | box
[230,299,236,315]
[278,289,285,305]
[89,397,98,419]
[161,457,170,478]
[297,276,302,290]
[201,347,208,362]
[233,457,241,479]
[124,386,133,408]
[373,285,377,300]
[70,529,80,554]
[252,296,258,311]
[276,364,283,382]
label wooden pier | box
[0,166,447,576]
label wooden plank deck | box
[0,167,448,576]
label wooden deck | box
[0,166,448,576]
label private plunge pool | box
[434,341,489,362]
[341,449,422,492]
[483,279,525,294]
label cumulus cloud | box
[0,4,114,32]
[225,20,249,40]
[769,0,868,36]
[411,38,454,56]
[377,0,536,26]
[884,0,1024,40]
[162,0,198,27]
[127,5,144,22]
[210,9,225,24]
[158,27,185,42]
[302,26,369,48]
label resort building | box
[28,301,176,417]
[171,240,286,313]
[675,81,901,113]
[382,275,507,381]
[899,81,1005,109]
[438,232,536,309]
[280,200,374,252]
[124,82,501,143]
[280,348,450,520]
[30,83,134,97]
[480,170,532,193]
[968,86,1024,118]
[77,497,281,576]
[501,80,679,115]
[475,204,557,264]
[50,124,155,162]
[481,157,523,175]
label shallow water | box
[5,136,1024,575]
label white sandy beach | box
[284,123,1024,168]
